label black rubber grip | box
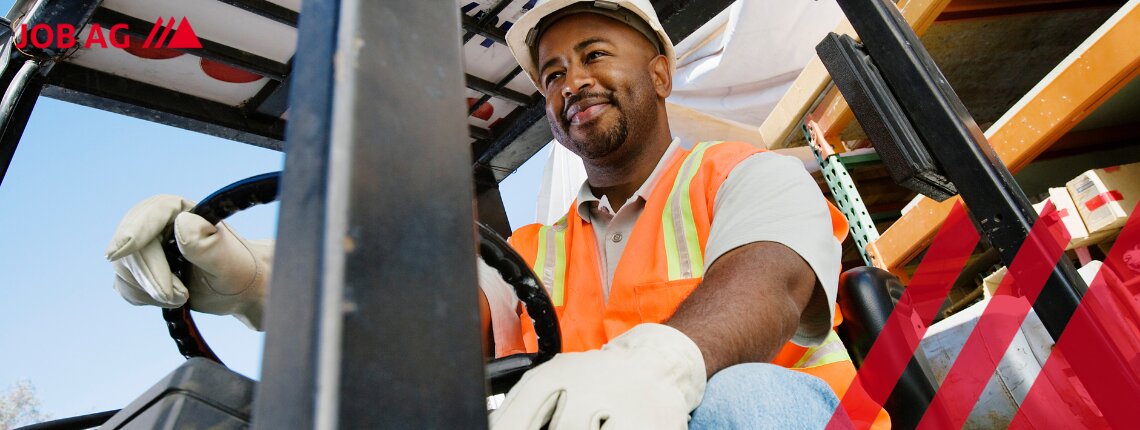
[161,172,281,364]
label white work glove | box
[490,323,707,429]
[105,195,271,330]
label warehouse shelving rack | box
[771,1,1140,426]
[765,0,1140,283]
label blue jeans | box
[690,363,846,429]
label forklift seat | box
[836,266,940,429]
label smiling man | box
[102,0,887,427]
[482,0,891,428]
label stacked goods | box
[1031,188,1115,250]
[1066,162,1140,235]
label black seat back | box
[836,266,940,429]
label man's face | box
[535,13,665,161]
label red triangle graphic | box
[167,17,203,49]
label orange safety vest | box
[505,141,890,428]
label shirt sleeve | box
[478,256,524,357]
[703,151,842,347]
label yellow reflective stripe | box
[678,142,717,277]
[794,330,852,368]
[552,225,566,306]
[534,225,551,289]
[662,141,719,280]
[668,156,696,278]
[662,201,682,280]
[533,217,568,307]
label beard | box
[550,89,629,160]
[553,116,628,161]
[550,80,663,162]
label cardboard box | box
[1031,188,1113,250]
[1066,163,1140,235]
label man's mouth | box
[565,102,610,126]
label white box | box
[1032,188,1113,249]
[1066,163,1140,235]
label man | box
[484,1,889,428]
[106,0,888,428]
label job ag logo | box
[15,17,202,50]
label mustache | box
[563,90,615,121]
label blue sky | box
[0,54,549,419]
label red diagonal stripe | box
[1010,202,1140,429]
[916,202,1069,430]
[156,17,175,49]
[827,202,978,429]
[142,17,163,48]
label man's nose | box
[561,65,595,98]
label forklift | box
[4,0,1136,428]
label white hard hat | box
[506,0,676,91]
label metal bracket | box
[804,117,881,266]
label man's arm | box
[478,256,525,358]
[666,150,842,377]
[666,241,819,376]
[480,287,493,358]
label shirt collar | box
[575,137,682,220]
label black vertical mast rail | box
[250,0,337,426]
[830,0,1088,340]
[817,1,1140,424]
[254,0,487,428]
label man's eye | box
[545,72,564,87]
[586,51,606,61]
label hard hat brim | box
[505,0,676,93]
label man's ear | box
[649,54,672,99]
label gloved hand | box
[105,195,271,330]
[490,323,707,429]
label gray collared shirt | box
[575,138,681,301]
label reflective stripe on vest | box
[793,330,851,368]
[534,215,568,306]
[662,141,721,280]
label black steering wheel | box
[160,172,560,394]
